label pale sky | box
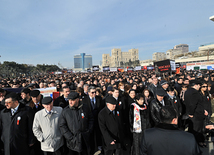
[0,0,214,68]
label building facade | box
[166,49,182,59]
[152,52,166,61]
[102,48,139,67]
[74,53,92,71]
[173,44,189,53]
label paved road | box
[200,137,214,155]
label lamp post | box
[210,15,214,22]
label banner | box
[35,87,57,97]
[117,67,124,72]
[103,66,110,71]
[175,63,181,68]
[110,67,117,72]
[127,67,134,72]
[135,66,141,71]
[92,66,99,71]
[186,61,214,70]
[147,66,154,70]
[154,60,172,73]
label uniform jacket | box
[33,106,64,152]
[98,106,124,150]
[0,103,35,155]
[140,123,201,155]
[59,102,94,154]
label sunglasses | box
[91,92,96,94]
[202,86,208,88]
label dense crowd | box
[0,70,214,155]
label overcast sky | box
[0,0,214,68]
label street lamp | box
[210,15,214,22]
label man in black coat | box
[59,92,94,155]
[184,80,207,145]
[98,96,124,155]
[53,86,70,108]
[140,106,201,155]
[0,92,35,155]
[82,86,104,154]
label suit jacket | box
[0,103,35,155]
[140,123,201,155]
[98,106,124,150]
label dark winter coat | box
[0,103,35,155]
[98,106,124,150]
[184,88,205,120]
[59,102,94,154]
[53,95,69,108]
[140,123,202,155]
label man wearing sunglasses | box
[82,86,105,154]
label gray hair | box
[88,86,96,92]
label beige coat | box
[33,106,64,152]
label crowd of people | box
[0,69,214,155]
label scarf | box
[131,103,147,133]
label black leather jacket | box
[150,97,170,125]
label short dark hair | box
[0,88,5,93]
[5,92,18,102]
[136,94,144,101]
[21,88,31,94]
[112,87,119,92]
[160,106,177,124]
[62,86,70,90]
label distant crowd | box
[0,70,214,155]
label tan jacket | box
[33,106,64,152]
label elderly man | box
[59,92,94,155]
[98,96,124,155]
[33,97,64,155]
[140,106,201,155]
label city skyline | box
[0,1,214,68]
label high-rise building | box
[102,48,139,67]
[74,53,92,71]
